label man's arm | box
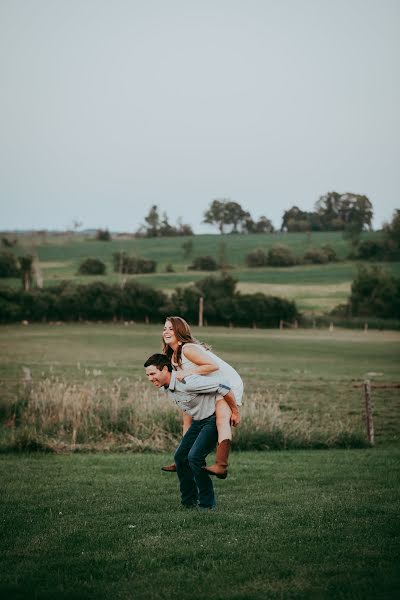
[222,389,241,427]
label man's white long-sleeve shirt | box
[166,372,231,420]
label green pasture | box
[2,230,400,314]
[1,323,399,598]
[1,324,399,447]
[1,449,399,599]
[1,323,399,383]
[7,230,363,265]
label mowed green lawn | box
[1,450,399,599]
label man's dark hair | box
[144,353,173,372]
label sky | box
[0,0,399,233]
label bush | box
[0,273,300,328]
[188,256,218,271]
[0,252,20,277]
[96,229,111,241]
[170,274,299,327]
[303,248,329,264]
[321,244,338,262]
[2,237,16,248]
[78,258,106,275]
[0,280,168,323]
[355,240,386,261]
[245,249,268,267]
[113,252,156,274]
[267,245,297,267]
[348,266,400,319]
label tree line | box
[135,191,375,238]
[0,274,298,327]
[1,267,398,325]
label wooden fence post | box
[198,296,204,327]
[364,380,374,445]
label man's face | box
[145,364,170,388]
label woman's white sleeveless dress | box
[179,345,243,406]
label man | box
[144,353,240,510]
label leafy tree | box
[224,201,249,233]
[159,212,175,237]
[243,216,275,234]
[144,205,161,237]
[18,255,34,291]
[176,218,194,236]
[281,206,322,232]
[141,207,193,237]
[254,216,275,233]
[315,192,373,232]
[348,266,400,319]
[182,239,194,259]
[203,199,229,234]
[314,192,342,229]
[355,240,386,261]
[96,229,111,241]
[2,237,16,248]
[382,209,400,259]
[0,252,20,277]
[203,199,249,234]
[195,273,237,301]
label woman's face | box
[163,320,178,347]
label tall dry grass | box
[1,371,368,452]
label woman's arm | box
[176,344,218,381]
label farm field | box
[2,231,400,315]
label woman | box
[162,316,243,479]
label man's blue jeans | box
[174,414,218,508]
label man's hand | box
[230,409,241,427]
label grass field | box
[1,449,399,599]
[1,322,399,598]
[1,324,399,450]
[3,231,400,315]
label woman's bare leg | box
[202,397,233,479]
[215,398,232,442]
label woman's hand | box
[230,410,241,427]
[175,370,192,382]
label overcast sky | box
[0,0,399,233]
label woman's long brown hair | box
[162,316,210,367]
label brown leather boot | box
[161,463,177,472]
[202,439,231,479]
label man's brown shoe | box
[202,439,231,480]
[161,463,177,472]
